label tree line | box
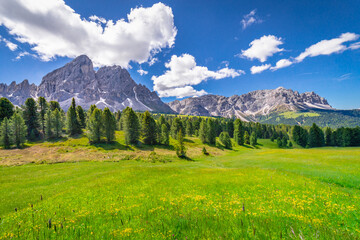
[1,97,360,151]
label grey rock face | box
[168,87,332,121]
[1,55,174,113]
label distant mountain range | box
[0,55,174,113]
[0,55,359,128]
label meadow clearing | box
[0,132,360,239]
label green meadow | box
[1,135,360,239]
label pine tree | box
[199,119,208,143]
[244,131,250,145]
[324,127,332,146]
[52,109,63,138]
[141,111,157,145]
[66,98,81,136]
[103,108,116,142]
[0,97,14,122]
[171,117,183,139]
[276,137,282,148]
[308,123,325,147]
[23,98,40,140]
[38,96,47,135]
[292,125,308,148]
[44,109,53,139]
[11,113,27,148]
[0,117,11,148]
[87,108,103,143]
[49,101,61,111]
[206,119,216,145]
[281,137,288,148]
[122,107,140,145]
[76,105,86,128]
[234,119,244,145]
[250,131,257,146]
[160,123,169,145]
[185,120,193,136]
[219,131,232,149]
[176,129,186,158]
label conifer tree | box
[160,123,169,145]
[206,119,216,145]
[38,96,47,135]
[11,113,27,148]
[244,131,250,145]
[0,97,14,122]
[122,107,140,145]
[103,107,116,142]
[44,109,53,139]
[141,111,157,145]
[276,137,282,148]
[324,127,332,146]
[49,101,61,111]
[185,120,193,136]
[308,123,325,147]
[66,98,81,136]
[87,108,103,143]
[176,129,186,158]
[171,117,183,139]
[52,109,63,138]
[219,131,232,149]
[76,105,86,128]
[250,131,257,146]
[234,119,244,145]
[23,98,40,140]
[0,117,11,148]
[199,119,208,144]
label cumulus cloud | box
[0,0,177,67]
[295,32,359,62]
[270,59,293,70]
[152,54,244,98]
[0,36,18,51]
[137,68,148,76]
[240,35,284,62]
[241,9,262,30]
[250,64,271,74]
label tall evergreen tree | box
[103,108,116,142]
[219,131,232,149]
[185,120,193,136]
[87,108,103,143]
[308,123,325,147]
[0,117,11,148]
[234,119,244,145]
[122,107,140,145]
[76,105,86,128]
[206,119,217,145]
[38,97,47,135]
[141,111,157,145]
[44,109,53,139]
[176,129,186,158]
[250,131,257,146]
[11,113,27,148]
[66,98,81,136]
[52,109,63,138]
[171,117,183,139]
[23,98,40,140]
[49,101,61,111]
[292,125,308,148]
[244,131,250,145]
[160,123,169,145]
[199,119,208,144]
[0,97,14,122]
[324,127,332,146]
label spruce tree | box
[244,131,250,145]
[206,119,216,145]
[87,108,103,143]
[11,113,27,148]
[250,131,257,146]
[234,119,244,145]
[141,111,157,145]
[324,127,332,146]
[52,109,63,138]
[23,98,40,140]
[0,97,14,122]
[49,101,61,111]
[76,105,86,128]
[38,96,47,135]
[0,117,11,148]
[44,109,53,139]
[122,107,140,145]
[171,117,183,139]
[176,129,186,158]
[185,120,193,136]
[199,119,208,144]
[103,107,116,142]
[308,123,325,147]
[219,131,232,149]
[66,98,81,136]
[277,137,283,148]
[160,123,169,145]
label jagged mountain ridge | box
[168,87,333,121]
[0,55,174,113]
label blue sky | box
[0,0,359,109]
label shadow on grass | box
[184,138,195,143]
[92,141,129,150]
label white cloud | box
[0,0,177,67]
[240,35,284,62]
[137,69,148,76]
[0,36,18,51]
[295,32,359,62]
[89,15,106,24]
[270,59,293,70]
[250,64,271,74]
[335,73,352,82]
[152,54,244,98]
[349,42,360,50]
[15,51,35,60]
[241,9,262,30]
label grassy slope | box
[1,137,360,239]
